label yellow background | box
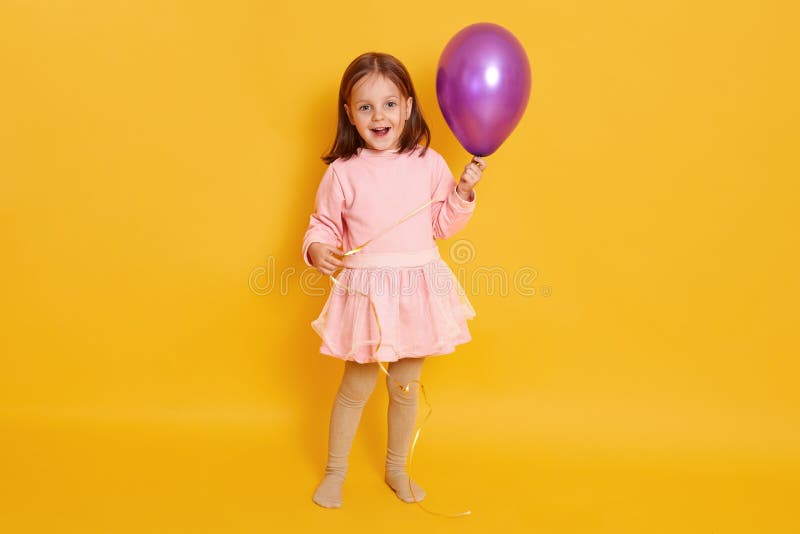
[2,0,798,532]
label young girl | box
[302,52,485,509]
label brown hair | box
[322,52,431,164]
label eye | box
[386,101,397,108]
[358,105,370,111]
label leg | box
[313,360,380,508]
[385,356,427,503]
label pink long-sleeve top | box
[302,146,476,267]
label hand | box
[457,156,486,200]
[308,242,345,275]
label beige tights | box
[312,357,426,508]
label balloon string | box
[326,195,472,518]
[343,197,434,255]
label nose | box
[371,107,385,121]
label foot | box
[313,474,345,508]
[385,471,426,503]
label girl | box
[302,52,485,509]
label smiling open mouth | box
[371,127,390,136]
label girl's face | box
[344,73,412,151]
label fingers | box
[317,245,345,275]
[319,260,341,276]
[327,247,345,265]
[470,156,487,171]
[461,167,481,187]
[463,165,481,178]
[464,159,485,182]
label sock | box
[384,357,427,503]
[313,361,378,508]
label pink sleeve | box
[302,165,345,267]
[431,154,476,239]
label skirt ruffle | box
[311,258,476,363]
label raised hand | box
[456,156,486,200]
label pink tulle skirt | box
[311,246,476,363]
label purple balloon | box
[436,23,532,156]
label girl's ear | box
[405,96,413,120]
[344,104,354,124]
